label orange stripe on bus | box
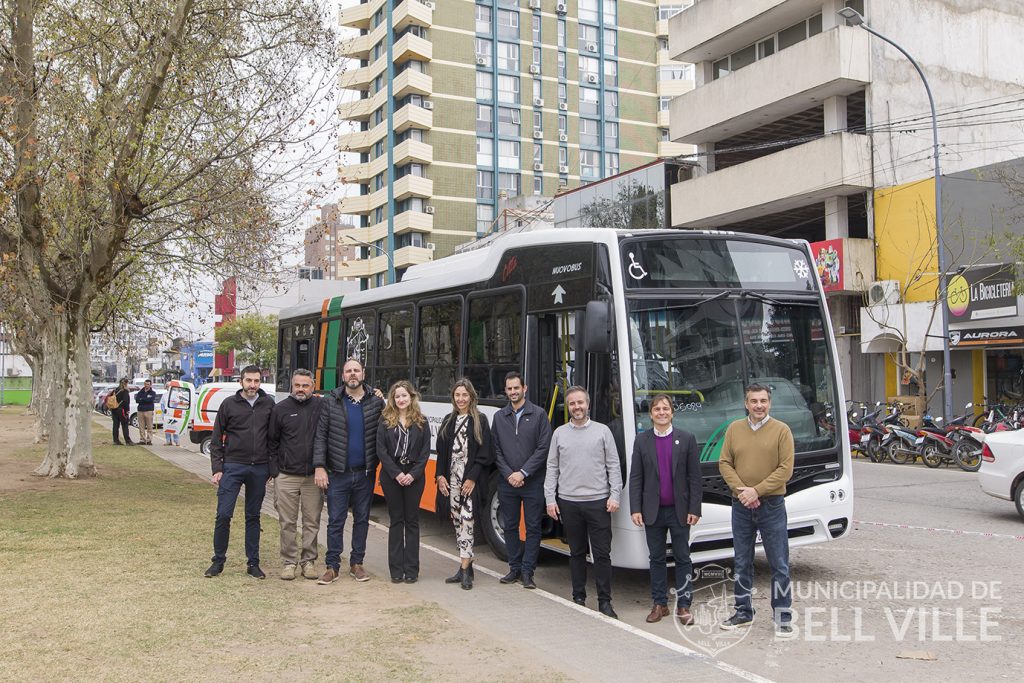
[316,298,330,390]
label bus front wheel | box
[482,471,508,562]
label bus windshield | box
[628,296,837,457]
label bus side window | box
[376,306,413,392]
[416,298,462,398]
[344,310,376,385]
[465,289,523,400]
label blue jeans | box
[644,506,693,608]
[731,496,791,623]
[212,462,268,566]
[325,469,374,570]
[498,477,545,575]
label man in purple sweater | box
[628,394,703,625]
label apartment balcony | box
[338,0,384,30]
[393,209,434,235]
[658,110,671,128]
[338,192,374,216]
[340,62,375,91]
[338,23,387,61]
[394,245,433,268]
[395,0,433,32]
[670,0,827,63]
[670,26,870,144]
[394,139,433,167]
[392,175,433,202]
[339,161,372,184]
[394,102,433,133]
[658,79,694,99]
[670,132,871,227]
[658,140,694,158]
[656,19,669,37]
[393,69,433,101]
[337,91,384,122]
[337,125,379,153]
[394,32,432,65]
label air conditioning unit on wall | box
[867,280,900,306]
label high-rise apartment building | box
[336,0,668,287]
[303,202,360,281]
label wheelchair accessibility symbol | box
[628,252,648,281]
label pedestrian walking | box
[719,383,795,634]
[435,378,493,590]
[110,378,134,446]
[268,369,324,581]
[134,380,157,445]
[377,381,431,583]
[312,358,384,585]
[544,386,622,618]
[628,394,702,625]
[204,366,277,579]
[493,371,552,590]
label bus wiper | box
[677,291,731,308]
[739,290,818,307]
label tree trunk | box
[33,313,96,478]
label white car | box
[979,430,1024,520]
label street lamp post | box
[838,7,953,421]
[344,235,396,285]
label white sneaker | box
[280,564,297,581]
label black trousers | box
[559,497,613,603]
[380,475,425,579]
[111,410,131,444]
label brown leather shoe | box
[646,604,670,623]
[316,567,338,585]
[676,607,695,626]
[349,563,370,582]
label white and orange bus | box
[276,228,853,569]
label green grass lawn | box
[0,419,295,681]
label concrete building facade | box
[336,0,674,287]
[666,0,1024,411]
[303,203,360,280]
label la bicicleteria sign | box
[946,263,1017,321]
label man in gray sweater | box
[545,386,623,618]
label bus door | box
[528,311,576,430]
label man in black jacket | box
[312,358,384,585]
[134,380,158,445]
[269,369,324,581]
[205,366,276,580]
[492,371,552,589]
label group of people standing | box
[109,378,158,446]
[203,361,794,634]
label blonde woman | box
[376,380,431,583]
[435,378,493,590]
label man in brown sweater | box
[718,383,794,634]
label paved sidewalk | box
[145,440,768,682]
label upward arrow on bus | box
[552,285,566,304]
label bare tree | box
[0,0,336,477]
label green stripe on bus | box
[699,417,743,463]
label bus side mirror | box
[582,300,612,354]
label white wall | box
[869,0,1024,187]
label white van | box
[163,381,276,456]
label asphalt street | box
[154,428,1022,681]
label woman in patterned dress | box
[435,378,493,590]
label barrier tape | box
[854,519,1024,541]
